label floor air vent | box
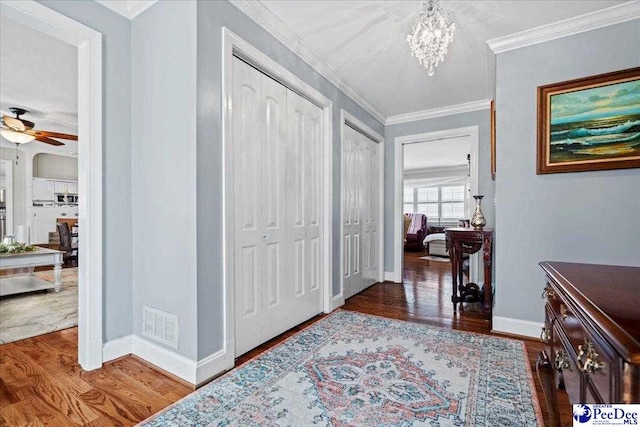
[143,306,179,349]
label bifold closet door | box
[232,57,324,356]
[343,125,363,299]
[362,137,379,288]
[343,124,380,299]
[286,89,324,327]
[232,58,288,356]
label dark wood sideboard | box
[538,262,640,426]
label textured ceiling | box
[258,1,627,117]
[0,15,78,153]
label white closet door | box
[342,124,380,298]
[233,59,288,356]
[362,135,379,288]
[343,125,363,299]
[286,90,323,327]
[260,75,289,343]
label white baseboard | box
[384,271,402,283]
[131,336,198,384]
[103,334,133,362]
[326,293,345,312]
[492,316,544,339]
[103,335,231,386]
[196,342,234,386]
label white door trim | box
[0,159,13,235]
[393,126,479,284]
[222,28,333,360]
[1,0,104,370]
[339,110,384,305]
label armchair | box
[404,213,428,252]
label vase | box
[470,195,486,230]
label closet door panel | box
[260,74,288,341]
[343,125,363,299]
[232,59,265,355]
[287,90,323,325]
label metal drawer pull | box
[577,341,605,374]
[560,304,568,320]
[60,212,67,216]
[540,324,551,344]
[554,349,571,371]
[541,288,555,299]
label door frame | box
[393,126,479,284]
[0,159,13,235]
[1,1,104,369]
[339,110,384,304]
[222,28,334,358]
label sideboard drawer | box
[579,332,614,403]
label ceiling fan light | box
[0,129,36,144]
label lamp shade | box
[0,129,35,144]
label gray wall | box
[384,110,494,273]
[494,20,640,323]
[131,1,198,360]
[196,1,384,359]
[39,1,133,342]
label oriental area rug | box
[141,311,543,426]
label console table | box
[0,247,64,296]
[445,227,493,314]
[537,262,640,427]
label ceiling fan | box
[1,107,78,146]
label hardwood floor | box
[0,328,192,426]
[1,250,570,426]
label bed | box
[424,233,448,257]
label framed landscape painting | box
[537,67,640,174]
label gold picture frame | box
[537,67,640,174]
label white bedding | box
[424,233,446,244]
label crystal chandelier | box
[407,0,455,76]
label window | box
[403,184,466,224]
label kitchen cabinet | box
[32,180,54,201]
[32,206,79,244]
[53,181,77,194]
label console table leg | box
[450,251,458,312]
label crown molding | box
[229,0,387,125]
[95,0,158,20]
[385,99,491,126]
[487,1,640,54]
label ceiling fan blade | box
[2,115,26,132]
[34,135,65,146]
[26,129,78,141]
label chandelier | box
[407,0,455,76]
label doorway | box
[1,1,103,370]
[393,127,479,286]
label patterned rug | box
[142,311,542,426]
[0,268,78,344]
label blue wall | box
[494,19,640,324]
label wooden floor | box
[1,250,570,426]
